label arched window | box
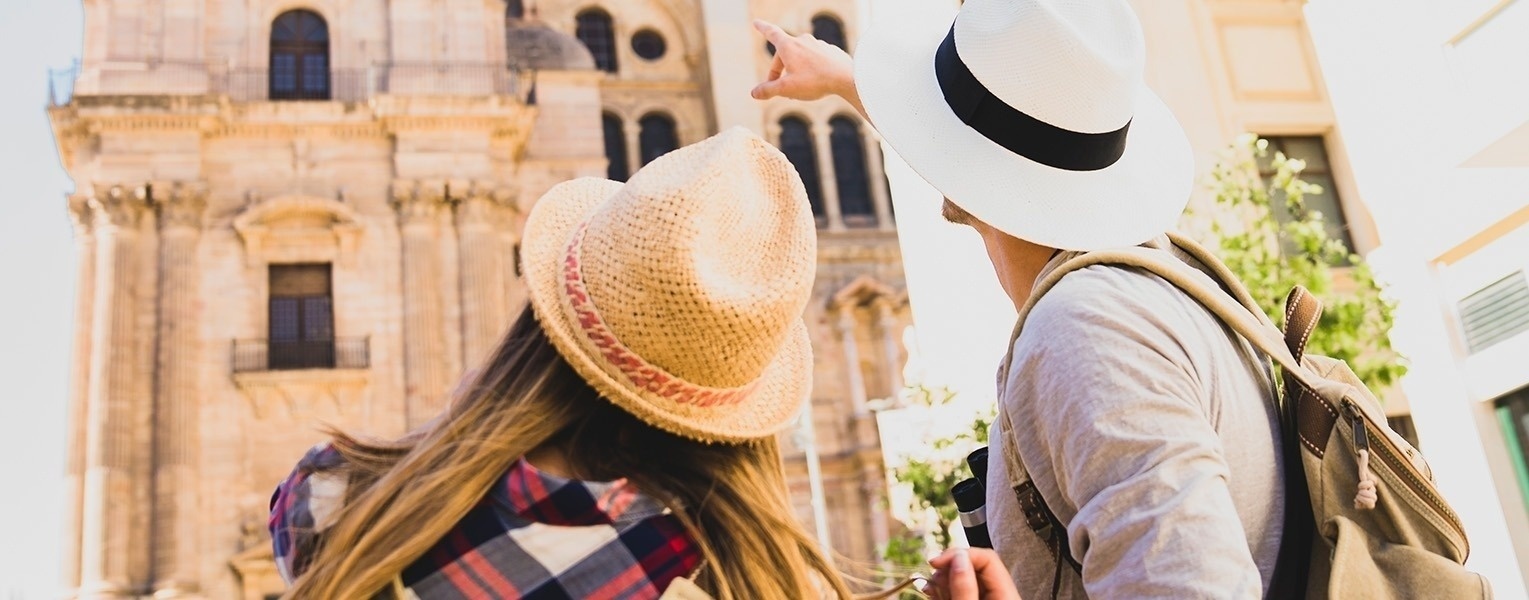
[602,112,630,182]
[830,115,875,226]
[777,116,825,224]
[576,8,618,73]
[506,0,525,20]
[812,14,847,51]
[638,112,678,166]
[270,10,330,101]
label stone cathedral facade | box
[47,0,908,597]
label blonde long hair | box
[286,310,861,599]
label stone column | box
[624,120,643,175]
[873,299,903,396]
[454,184,508,369]
[61,195,96,598]
[497,188,527,322]
[835,306,868,417]
[863,130,894,231]
[814,127,845,231]
[394,181,451,428]
[79,185,148,599]
[151,182,205,598]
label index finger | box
[753,19,793,47]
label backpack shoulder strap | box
[1162,232,1279,330]
[1016,245,1320,390]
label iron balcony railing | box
[232,336,370,373]
[49,61,525,106]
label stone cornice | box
[829,275,901,311]
[50,100,537,148]
[232,194,364,267]
[204,122,386,140]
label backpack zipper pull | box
[1348,403,1378,510]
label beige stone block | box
[1221,23,1319,100]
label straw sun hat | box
[521,127,817,443]
[855,0,1194,251]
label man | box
[752,1,1284,597]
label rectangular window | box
[1256,135,1354,254]
[1495,386,1529,514]
[271,54,298,93]
[268,263,335,370]
[302,55,328,93]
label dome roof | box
[506,21,596,71]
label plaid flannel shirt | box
[270,444,702,599]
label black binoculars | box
[951,446,992,549]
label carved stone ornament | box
[232,368,369,421]
[232,195,364,267]
[85,183,150,230]
[454,180,519,227]
[829,275,899,312]
[67,193,94,236]
[154,181,209,232]
[392,179,448,226]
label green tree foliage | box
[883,385,991,586]
[1198,134,1406,391]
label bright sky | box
[0,0,82,596]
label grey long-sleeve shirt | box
[985,248,1284,599]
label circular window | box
[631,29,667,61]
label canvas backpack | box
[995,232,1490,599]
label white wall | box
[1305,0,1529,594]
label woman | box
[271,128,858,599]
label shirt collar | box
[497,457,672,528]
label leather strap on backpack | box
[996,403,1081,599]
[1267,287,1323,599]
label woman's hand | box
[749,20,865,117]
[925,547,1022,600]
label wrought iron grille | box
[232,336,370,373]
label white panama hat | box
[855,0,1194,251]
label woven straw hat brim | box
[521,178,814,444]
[854,3,1195,252]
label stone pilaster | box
[79,184,149,599]
[873,299,903,396]
[863,130,893,231]
[151,182,206,598]
[437,181,465,394]
[497,188,528,322]
[61,194,96,598]
[454,184,511,368]
[862,465,891,564]
[623,120,642,175]
[834,307,868,417]
[393,181,451,428]
[814,127,845,231]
